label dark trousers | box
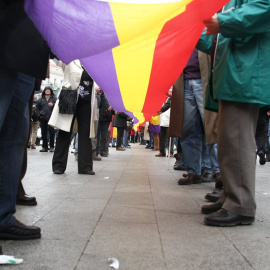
[40,118,55,149]
[0,71,34,229]
[96,121,110,155]
[52,99,93,173]
[159,126,174,155]
[255,108,269,153]
[116,127,124,147]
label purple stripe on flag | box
[24,0,120,63]
[81,50,137,121]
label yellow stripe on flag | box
[109,1,192,123]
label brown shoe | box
[116,146,126,151]
[30,145,36,149]
[40,148,48,152]
[178,173,202,185]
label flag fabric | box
[25,0,228,125]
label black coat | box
[0,0,50,79]
[98,92,114,122]
[112,113,129,128]
[36,96,57,121]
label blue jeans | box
[0,70,34,229]
[207,143,220,174]
[123,128,129,147]
[181,79,210,175]
[149,132,154,147]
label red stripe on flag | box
[142,0,228,119]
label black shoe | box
[100,153,108,157]
[0,219,41,240]
[201,172,214,183]
[258,150,266,165]
[201,201,223,214]
[40,148,48,152]
[53,170,64,174]
[204,208,255,227]
[78,170,95,175]
[173,165,186,171]
[16,195,37,206]
[205,188,223,202]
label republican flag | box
[25,0,228,125]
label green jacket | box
[197,0,270,111]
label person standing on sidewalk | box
[0,0,50,240]
[36,86,57,152]
[198,0,270,226]
[112,112,129,151]
[51,65,95,175]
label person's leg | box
[204,101,259,226]
[100,121,110,155]
[153,133,159,150]
[158,127,166,155]
[74,133,79,160]
[105,130,111,155]
[73,132,77,149]
[149,132,154,148]
[0,71,36,231]
[17,146,37,206]
[76,100,93,173]
[48,125,55,150]
[52,129,72,173]
[95,121,101,156]
[201,135,213,182]
[207,143,220,175]
[180,80,203,175]
[31,121,39,148]
[255,109,268,165]
[116,127,124,148]
[40,118,49,150]
[218,101,259,216]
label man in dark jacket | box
[112,112,130,151]
[36,86,57,152]
[96,90,115,157]
[0,0,50,240]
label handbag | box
[58,88,77,114]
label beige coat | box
[49,60,83,132]
[168,52,218,144]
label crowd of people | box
[0,0,269,257]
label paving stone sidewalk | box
[1,143,270,270]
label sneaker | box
[116,146,126,151]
